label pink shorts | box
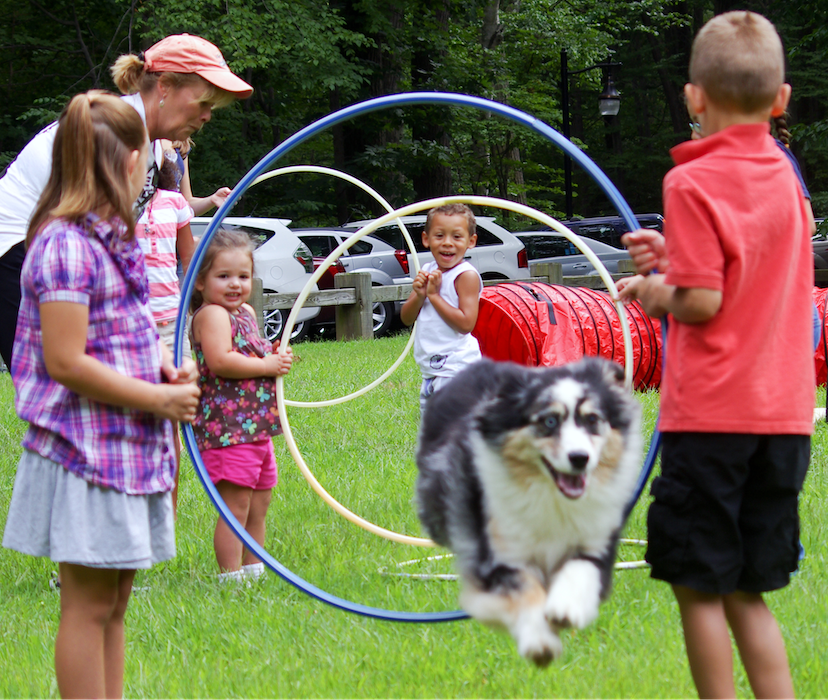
[201,440,278,490]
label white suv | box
[190,217,320,342]
[340,215,530,281]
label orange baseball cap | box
[144,34,253,99]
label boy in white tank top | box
[401,203,483,412]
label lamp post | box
[561,49,621,219]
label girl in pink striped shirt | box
[136,151,196,516]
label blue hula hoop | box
[176,91,661,623]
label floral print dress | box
[191,305,282,451]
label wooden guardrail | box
[249,259,638,341]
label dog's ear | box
[600,358,625,387]
[577,356,624,388]
[577,357,638,432]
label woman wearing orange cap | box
[0,34,253,371]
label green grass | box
[1,333,827,698]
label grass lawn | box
[1,331,827,698]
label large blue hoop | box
[177,91,657,623]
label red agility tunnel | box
[472,282,663,390]
[813,287,828,386]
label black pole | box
[561,49,573,219]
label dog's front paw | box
[545,559,601,629]
[516,622,563,667]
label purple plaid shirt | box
[12,216,174,495]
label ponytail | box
[773,113,792,147]
[28,91,147,246]
[110,53,147,95]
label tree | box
[2,0,827,223]
[134,0,371,219]
[0,0,140,166]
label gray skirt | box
[2,449,175,569]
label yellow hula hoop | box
[275,195,633,547]
[249,165,421,408]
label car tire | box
[263,307,310,344]
[372,299,395,337]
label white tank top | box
[413,260,482,378]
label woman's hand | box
[209,187,232,210]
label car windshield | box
[349,239,373,255]
[517,235,577,259]
[372,224,427,252]
[190,222,274,249]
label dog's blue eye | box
[543,415,559,430]
[586,413,600,426]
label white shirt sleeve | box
[0,121,59,255]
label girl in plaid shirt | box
[2,92,200,698]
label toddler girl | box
[190,228,293,582]
[1,91,200,699]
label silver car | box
[295,228,410,336]
[514,231,632,277]
[340,215,530,281]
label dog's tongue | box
[555,472,586,499]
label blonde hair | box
[110,54,236,108]
[27,91,147,246]
[191,228,255,311]
[425,203,477,238]
[690,11,785,114]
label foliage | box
[1,1,827,221]
[0,0,137,167]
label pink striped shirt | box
[136,189,193,323]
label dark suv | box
[812,218,828,287]
[543,213,664,248]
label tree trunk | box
[332,1,405,221]
[411,0,452,199]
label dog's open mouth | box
[543,459,587,499]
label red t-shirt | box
[659,122,814,435]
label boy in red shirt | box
[619,11,813,699]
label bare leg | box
[214,481,253,572]
[672,585,736,699]
[724,591,794,699]
[241,488,272,566]
[55,563,134,699]
[102,570,136,700]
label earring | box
[159,99,165,108]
